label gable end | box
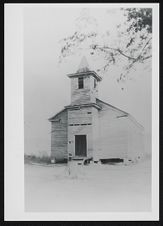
[48,108,67,122]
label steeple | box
[67,57,102,105]
[77,56,90,73]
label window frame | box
[78,77,84,89]
[94,78,97,88]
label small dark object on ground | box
[55,158,68,164]
[101,158,124,164]
[83,158,92,165]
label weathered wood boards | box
[51,109,68,162]
[67,106,93,159]
[49,57,144,163]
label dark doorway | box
[75,135,87,157]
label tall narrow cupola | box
[67,56,102,105]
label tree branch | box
[137,37,152,59]
[141,55,152,60]
[94,45,137,60]
[117,48,136,60]
[93,37,152,63]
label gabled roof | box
[96,98,128,115]
[48,102,102,122]
[48,108,66,121]
[49,99,143,131]
[96,98,144,130]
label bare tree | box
[59,8,152,86]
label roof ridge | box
[96,98,144,130]
[96,98,128,115]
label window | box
[94,79,97,88]
[78,77,84,89]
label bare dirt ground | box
[25,158,151,212]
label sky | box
[24,6,152,156]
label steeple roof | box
[77,56,90,73]
[67,56,102,81]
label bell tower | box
[67,56,102,106]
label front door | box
[75,135,87,157]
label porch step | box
[72,157,85,161]
[72,157,93,165]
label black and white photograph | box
[5,3,159,221]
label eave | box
[67,71,102,82]
[65,103,102,110]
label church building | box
[49,57,144,163]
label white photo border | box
[4,3,159,221]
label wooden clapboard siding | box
[91,107,100,160]
[67,107,93,158]
[50,66,144,162]
[71,89,91,105]
[71,76,90,105]
[99,120,128,159]
[51,109,68,160]
[68,107,92,124]
[96,99,144,160]
[127,119,145,159]
[98,100,128,159]
[71,75,97,105]
[90,76,98,103]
